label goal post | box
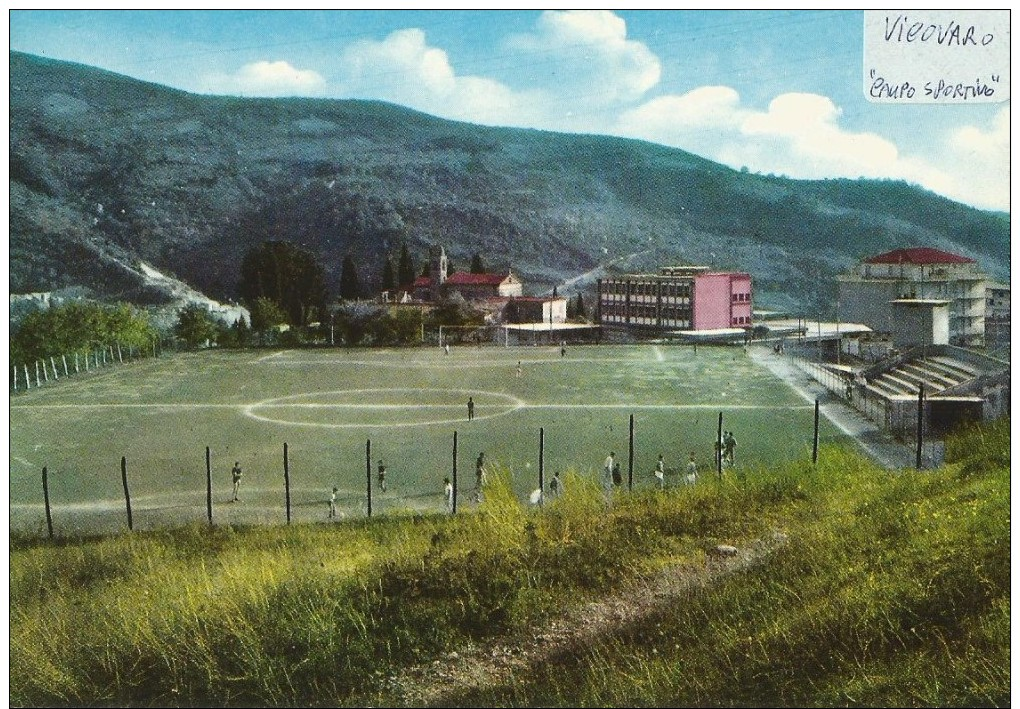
[433,324,504,347]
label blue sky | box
[9,10,1010,211]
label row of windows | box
[733,316,751,325]
[731,292,751,302]
[602,281,692,298]
[602,302,694,321]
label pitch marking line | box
[256,357,673,368]
[243,388,525,429]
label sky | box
[8,9,1011,211]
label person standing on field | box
[685,452,698,485]
[516,361,523,378]
[377,460,387,492]
[603,451,616,491]
[328,487,338,520]
[550,470,562,497]
[655,454,666,490]
[231,461,243,502]
[444,477,454,513]
[474,452,487,502]
[467,396,475,421]
[724,431,737,466]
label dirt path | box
[383,530,789,706]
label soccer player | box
[377,460,387,492]
[724,432,737,466]
[467,397,475,421]
[328,487,338,520]
[444,477,454,513]
[655,454,666,489]
[603,452,616,491]
[685,453,698,485]
[516,361,522,378]
[474,452,487,502]
[231,461,243,502]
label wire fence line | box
[16,407,818,540]
[9,340,172,393]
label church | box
[402,245,523,302]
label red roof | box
[410,276,431,288]
[864,247,975,265]
[446,272,509,286]
[486,296,566,303]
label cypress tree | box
[576,293,586,318]
[382,256,396,291]
[340,255,361,301]
[470,253,486,274]
[398,243,415,286]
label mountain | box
[9,51,1010,317]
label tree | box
[339,254,361,301]
[576,293,586,318]
[381,255,396,291]
[174,304,218,349]
[470,253,486,274]
[10,301,156,364]
[249,297,287,344]
[232,315,252,347]
[238,240,328,327]
[397,243,416,286]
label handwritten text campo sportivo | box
[884,15,995,47]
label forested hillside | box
[10,51,1010,315]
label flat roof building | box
[837,247,987,346]
[597,266,752,335]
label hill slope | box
[9,51,1010,315]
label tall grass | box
[10,420,1010,707]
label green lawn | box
[10,344,844,534]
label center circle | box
[243,388,524,429]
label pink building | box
[692,272,753,330]
[598,266,752,334]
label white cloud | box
[613,87,1013,211]
[337,28,545,127]
[200,60,326,97]
[334,12,659,129]
[506,10,660,105]
[944,106,1010,210]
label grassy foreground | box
[10,418,1009,707]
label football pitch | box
[9,344,846,535]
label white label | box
[864,10,1009,103]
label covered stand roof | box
[864,247,975,265]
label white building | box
[837,247,987,346]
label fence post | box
[452,431,458,514]
[539,427,545,506]
[284,442,291,524]
[62,354,69,377]
[366,439,372,519]
[916,383,925,470]
[117,343,123,363]
[41,360,48,383]
[812,399,820,465]
[51,356,59,380]
[121,456,133,531]
[716,411,723,480]
[42,466,53,539]
[24,364,31,389]
[12,365,17,392]
[74,352,80,373]
[206,446,213,525]
[628,414,635,491]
